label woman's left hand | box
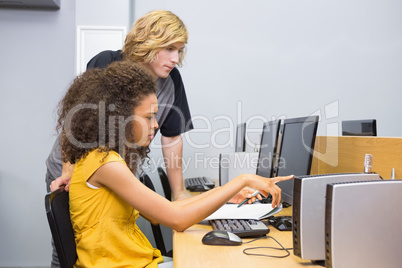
[228,187,263,204]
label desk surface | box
[173,207,317,268]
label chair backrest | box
[140,174,172,257]
[45,187,77,268]
[157,167,172,201]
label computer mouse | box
[202,230,242,246]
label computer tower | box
[219,152,258,186]
[292,173,380,262]
[325,180,402,268]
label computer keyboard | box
[210,219,270,238]
[185,176,215,192]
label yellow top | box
[69,149,163,268]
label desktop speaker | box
[292,173,380,262]
[325,180,402,268]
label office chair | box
[140,174,173,257]
[157,167,172,201]
[45,187,77,268]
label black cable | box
[371,172,384,180]
[242,236,291,258]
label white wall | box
[135,0,402,179]
[0,0,130,266]
[0,1,76,266]
[0,0,401,266]
[75,0,131,74]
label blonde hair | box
[122,10,188,67]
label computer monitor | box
[235,123,246,152]
[255,120,281,178]
[274,115,319,205]
[342,119,377,136]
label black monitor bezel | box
[235,122,247,152]
[256,120,281,178]
[274,115,319,205]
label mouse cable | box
[242,236,291,258]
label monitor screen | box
[274,116,319,205]
[342,119,377,136]
[235,123,246,152]
[256,120,281,178]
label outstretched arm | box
[172,186,262,206]
[89,161,293,232]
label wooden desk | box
[173,207,317,268]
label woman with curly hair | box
[58,61,292,267]
[46,10,193,268]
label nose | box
[152,118,159,130]
[171,51,179,64]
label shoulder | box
[72,150,126,187]
[82,149,125,167]
[169,67,183,83]
[168,67,186,95]
[92,50,121,58]
[96,50,122,59]
[87,50,122,70]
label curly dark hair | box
[57,61,157,174]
